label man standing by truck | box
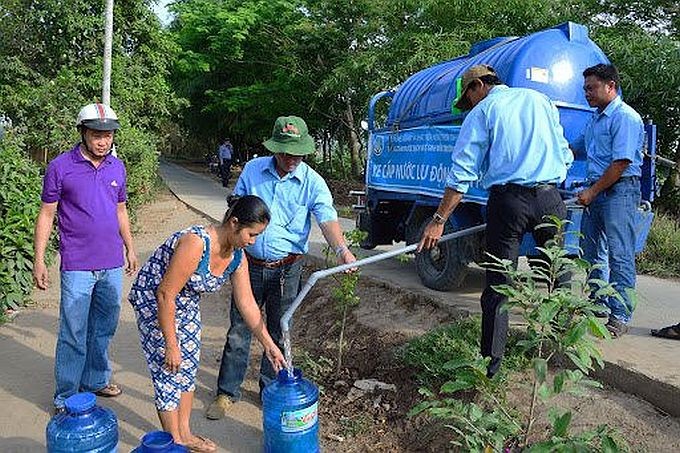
[572,64,644,338]
[418,65,573,378]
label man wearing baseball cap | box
[418,65,573,378]
[207,115,356,419]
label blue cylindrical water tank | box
[46,392,118,452]
[262,368,319,453]
[385,22,609,143]
[131,431,189,452]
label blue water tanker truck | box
[355,22,657,291]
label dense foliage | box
[0,0,180,313]
[0,131,49,319]
[168,0,679,181]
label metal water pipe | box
[280,224,487,335]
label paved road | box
[160,159,680,417]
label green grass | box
[397,316,528,389]
[637,212,680,278]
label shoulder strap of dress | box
[224,249,243,276]
[192,226,210,273]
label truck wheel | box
[405,209,429,245]
[415,221,474,291]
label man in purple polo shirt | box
[33,103,139,413]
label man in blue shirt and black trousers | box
[418,65,573,378]
[206,115,357,419]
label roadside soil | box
[3,185,679,452]
[296,278,680,452]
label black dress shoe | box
[486,357,502,378]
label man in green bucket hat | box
[207,115,357,420]
[262,115,316,155]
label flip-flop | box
[650,323,680,340]
[93,383,122,397]
[184,435,217,453]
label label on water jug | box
[280,402,318,433]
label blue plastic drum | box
[46,392,118,452]
[262,368,320,453]
[131,431,189,452]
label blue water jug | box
[131,431,189,452]
[46,392,118,452]
[262,368,319,453]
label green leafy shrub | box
[0,130,52,317]
[115,126,162,213]
[408,219,628,451]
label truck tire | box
[404,208,429,245]
[415,219,477,291]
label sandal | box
[651,322,680,340]
[184,435,217,453]
[93,383,122,398]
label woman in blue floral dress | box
[129,195,285,452]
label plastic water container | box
[262,368,319,453]
[46,392,118,452]
[131,431,189,452]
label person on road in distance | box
[571,63,644,338]
[33,103,139,413]
[418,65,573,379]
[128,195,286,452]
[206,115,357,420]
[218,138,233,187]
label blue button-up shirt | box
[571,96,644,179]
[445,85,572,193]
[233,156,338,260]
[218,143,233,162]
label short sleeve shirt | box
[573,96,644,179]
[233,156,337,260]
[41,145,127,271]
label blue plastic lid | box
[141,431,174,451]
[65,392,96,413]
[277,367,302,384]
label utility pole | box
[102,0,114,105]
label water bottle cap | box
[277,367,302,384]
[64,392,96,413]
[141,431,174,451]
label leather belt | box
[246,253,303,269]
[490,183,557,194]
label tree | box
[0,0,181,160]
[168,0,678,191]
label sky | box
[152,0,173,26]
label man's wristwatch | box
[432,212,447,225]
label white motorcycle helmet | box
[76,103,120,131]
